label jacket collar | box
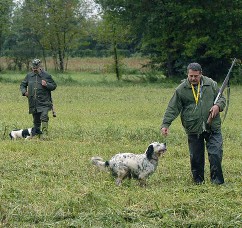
[30,71,42,77]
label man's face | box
[32,66,40,73]
[188,69,202,85]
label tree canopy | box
[0,0,14,56]
[1,0,241,79]
[3,0,89,72]
[95,0,242,79]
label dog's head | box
[146,142,167,160]
[9,132,14,139]
[22,128,33,138]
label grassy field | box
[0,70,241,227]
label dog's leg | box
[115,169,129,186]
[126,172,132,179]
[138,172,150,187]
[138,178,147,187]
[115,178,122,186]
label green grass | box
[0,72,241,227]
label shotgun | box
[207,58,236,125]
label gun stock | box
[52,105,57,117]
[50,94,56,117]
[207,112,213,125]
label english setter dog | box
[91,142,167,186]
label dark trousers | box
[188,131,224,184]
[32,109,49,135]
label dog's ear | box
[146,144,154,160]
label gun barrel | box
[219,58,236,94]
[213,58,236,105]
[207,58,236,125]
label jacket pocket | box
[181,112,201,133]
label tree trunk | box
[42,48,47,71]
[58,48,64,73]
[113,40,120,80]
[166,53,174,78]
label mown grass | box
[0,72,241,227]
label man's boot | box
[41,122,49,140]
[30,125,41,139]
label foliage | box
[231,59,242,84]
[0,73,241,226]
[1,0,242,80]
[0,0,14,55]
[3,0,90,72]
[95,0,242,80]
[3,6,42,71]
[93,5,135,80]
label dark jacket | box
[20,70,57,114]
[161,76,226,134]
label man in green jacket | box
[20,59,57,139]
[161,62,226,185]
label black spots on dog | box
[122,154,133,159]
[105,161,110,167]
[137,164,142,171]
[141,161,149,170]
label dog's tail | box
[91,156,109,170]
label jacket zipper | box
[34,74,37,100]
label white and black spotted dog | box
[91,142,167,186]
[9,128,34,140]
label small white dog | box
[91,142,167,186]
[9,128,33,140]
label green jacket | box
[20,70,57,114]
[161,76,226,134]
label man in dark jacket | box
[161,62,226,185]
[20,59,57,139]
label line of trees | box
[1,0,94,72]
[0,0,241,80]
[95,0,242,80]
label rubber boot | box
[41,122,49,140]
[30,125,41,139]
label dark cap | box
[32,59,41,68]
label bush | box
[231,60,242,84]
